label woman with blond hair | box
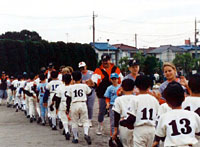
[155,62,190,104]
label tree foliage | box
[173,53,195,76]
[0,31,97,75]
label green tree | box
[118,56,129,75]
[143,56,160,75]
[173,53,195,76]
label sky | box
[0,0,200,48]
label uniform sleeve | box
[85,85,92,95]
[112,98,121,114]
[46,83,50,91]
[104,86,111,98]
[155,115,166,138]
[195,113,200,134]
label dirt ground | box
[0,99,110,147]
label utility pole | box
[93,11,97,48]
[135,34,137,48]
[195,18,197,58]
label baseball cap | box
[110,73,119,79]
[49,62,53,68]
[2,71,5,74]
[78,61,86,68]
[101,54,110,61]
[129,59,139,66]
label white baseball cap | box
[78,61,86,68]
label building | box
[148,45,185,62]
[90,42,119,64]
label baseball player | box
[6,76,14,107]
[153,81,200,147]
[182,73,200,146]
[36,73,48,125]
[104,73,120,142]
[67,71,92,145]
[53,74,72,140]
[43,71,63,130]
[23,73,37,123]
[112,79,136,147]
[120,75,159,147]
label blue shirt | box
[37,83,47,103]
[104,85,120,105]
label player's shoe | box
[37,117,42,124]
[59,120,63,129]
[72,138,78,144]
[65,132,70,140]
[89,120,92,127]
[30,117,33,123]
[84,135,92,145]
[52,126,57,130]
[96,124,103,135]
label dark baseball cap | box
[101,54,110,61]
[49,62,53,68]
[129,59,139,66]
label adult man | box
[79,61,95,127]
[0,71,8,105]
[87,54,123,135]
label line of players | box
[3,63,200,147]
[4,67,93,145]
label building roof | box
[112,44,137,51]
[149,45,185,54]
[178,45,200,50]
[90,42,118,51]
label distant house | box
[90,42,119,64]
[178,45,200,58]
[112,44,138,61]
[148,45,185,62]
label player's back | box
[182,96,200,116]
[134,94,159,127]
[46,80,63,97]
[113,95,137,119]
[156,109,200,146]
[69,83,91,103]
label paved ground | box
[0,99,110,147]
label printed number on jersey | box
[74,89,83,97]
[169,119,192,136]
[52,84,59,91]
[141,108,153,120]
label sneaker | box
[96,124,103,135]
[30,117,33,123]
[72,138,78,144]
[15,109,18,112]
[65,132,70,140]
[89,120,92,127]
[59,120,63,129]
[37,117,42,124]
[52,126,57,130]
[27,115,30,118]
[24,111,27,116]
[84,135,92,145]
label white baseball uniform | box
[156,109,200,146]
[182,96,200,147]
[112,95,137,147]
[68,83,91,129]
[128,94,159,147]
[55,84,71,133]
[24,81,37,118]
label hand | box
[106,103,110,109]
[43,103,47,108]
[152,141,159,147]
[179,76,188,87]
[85,79,94,87]
[112,130,118,141]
